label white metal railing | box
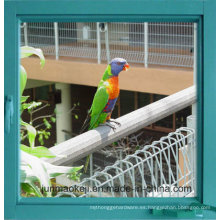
[45,86,196,166]
[43,86,196,198]
[20,22,194,68]
[55,127,196,198]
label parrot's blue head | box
[110,58,130,76]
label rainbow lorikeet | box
[89,58,129,130]
[82,57,130,172]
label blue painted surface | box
[202,0,216,208]
[4,0,216,219]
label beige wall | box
[21,58,193,95]
[76,23,129,46]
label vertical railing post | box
[90,153,93,185]
[144,22,149,68]
[54,22,59,60]
[105,23,111,64]
[187,115,196,195]
[24,22,28,46]
[179,115,196,194]
[192,23,197,115]
[97,22,101,64]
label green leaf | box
[20,65,27,96]
[20,145,56,158]
[37,130,51,145]
[43,118,52,129]
[74,114,78,119]
[50,117,56,123]
[20,151,83,197]
[21,183,43,197]
[21,46,45,68]
[38,134,44,145]
[112,142,117,146]
[22,101,42,110]
[25,124,37,148]
[20,151,51,196]
[67,166,83,181]
[21,96,29,103]
[20,119,29,127]
[136,145,140,150]
[47,165,83,179]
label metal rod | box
[187,115,196,195]
[54,22,59,60]
[45,86,196,166]
[97,22,101,64]
[144,22,149,68]
[192,23,197,115]
[90,153,93,187]
[24,22,28,46]
[104,23,111,64]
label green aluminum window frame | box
[4,0,216,219]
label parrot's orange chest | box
[106,76,119,99]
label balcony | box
[43,86,197,198]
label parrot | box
[82,57,130,172]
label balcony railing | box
[20,22,194,68]
[55,127,196,198]
[43,86,197,198]
[46,86,196,166]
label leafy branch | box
[20,46,83,197]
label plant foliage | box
[20,46,82,197]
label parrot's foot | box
[100,122,116,132]
[107,119,121,127]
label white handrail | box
[45,86,196,166]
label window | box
[19,21,199,199]
[4,1,216,219]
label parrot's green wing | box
[89,82,109,130]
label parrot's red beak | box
[123,63,130,71]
